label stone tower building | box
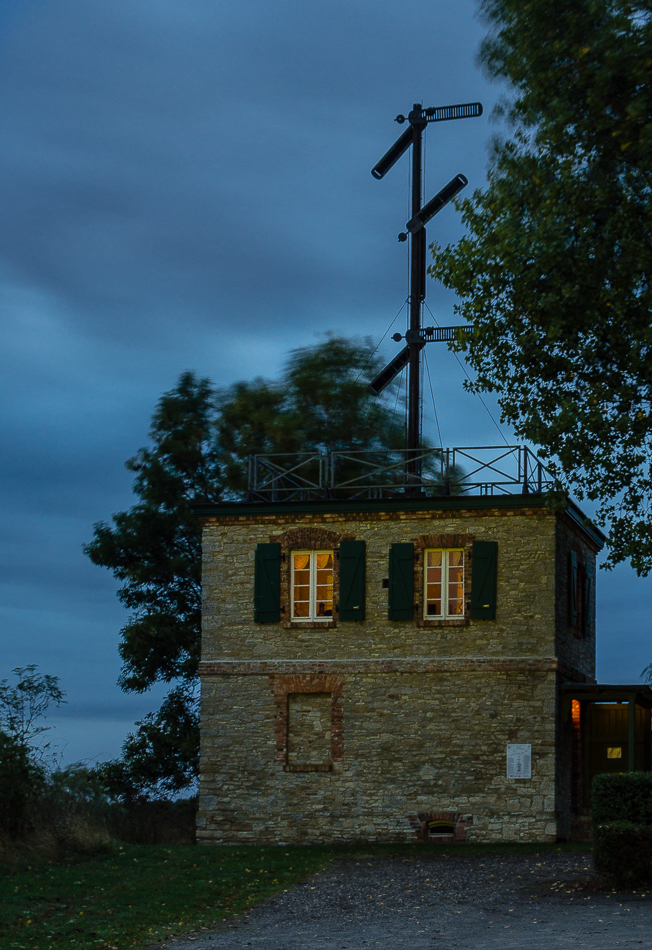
[193,461,650,845]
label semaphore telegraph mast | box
[368,101,482,491]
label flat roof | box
[191,493,605,550]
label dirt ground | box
[162,850,652,949]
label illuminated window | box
[424,549,464,619]
[291,551,334,621]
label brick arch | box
[413,532,474,627]
[270,527,352,628]
[272,526,345,551]
[406,810,473,842]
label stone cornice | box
[199,656,563,676]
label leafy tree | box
[94,685,199,802]
[85,337,407,798]
[0,666,65,837]
[430,0,652,573]
[0,733,45,838]
[0,665,66,754]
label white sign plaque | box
[507,743,531,779]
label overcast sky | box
[0,0,649,767]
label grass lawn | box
[0,841,591,950]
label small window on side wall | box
[569,549,593,637]
[291,550,334,621]
[424,549,464,619]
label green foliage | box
[0,732,45,839]
[591,773,652,886]
[593,821,652,886]
[0,844,333,949]
[429,0,652,573]
[94,686,199,801]
[85,337,405,798]
[102,798,197,845]
[591,771,652,826]
[0,666,65,839]
[0,665,66,750]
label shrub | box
[0,732,45,839]
[593,821,652,886]
[104,798,197,845]
[592,773,652,887]
[592,773,652,827]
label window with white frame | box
[291,550,334,620]
[424,549,464,618]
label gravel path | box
[161,851,652,949]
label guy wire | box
[354,299,408,383]
[424,348,443,449]
[424,302,510,446]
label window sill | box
[284,621,337,629]
[418,617,469,628]
[284,763,333,772]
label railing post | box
[442,447,451,496]
[521,446,529,495]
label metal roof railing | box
[246,445,554,502]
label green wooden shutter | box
[254,542,281,623]
[470,541,498,620]
[582,560,593,636]
[569,550,579,628]
[339,540,366,621]
[388,543,414,621]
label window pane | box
[447,595,464,616]
[425,550,443,618]
[317,552,333,570]
[448,580,463,598]
[448,550,463,568]
[293,553,310,570]
[293,601,310,618]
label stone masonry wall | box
[553,514,598,838]
[197,503,573,844]
[200,506,561,666]
[554,514,598,681]
[198,668,557,844]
